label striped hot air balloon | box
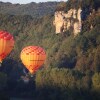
[20,46,46,74]
[0,30,14,63]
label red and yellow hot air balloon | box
[20,46,46,74]
[0,30,14,63]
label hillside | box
[0,1,59,17]
[0,0,100,100]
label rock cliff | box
[53,8,82,36]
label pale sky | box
[0,0,67,4]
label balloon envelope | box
[0,30,14,63]
[20,46,46,74]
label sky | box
[0,0,67,4]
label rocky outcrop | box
[53,8,82,36]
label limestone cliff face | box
[53,8,82,36]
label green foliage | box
[64,0,100,12]
[92,73,100,90]
[35,68,93,100]
[36,68,91,90]
[0,2,59,17]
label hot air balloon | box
[20,46,46,74]
[0,30,14,63]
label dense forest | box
[0,0,100,100]
[0,1,59,17]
